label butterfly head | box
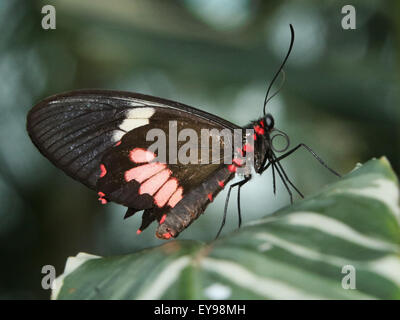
[252,114,274,136]
[264,114,275,131]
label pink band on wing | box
[124,162,166,183]
[167,187,183,208]
[154,178,178,208]
[129,148,156,163]
[139,168,172,196]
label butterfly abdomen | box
[155,166,234,239]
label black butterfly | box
[26,25,339,240]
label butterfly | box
[26,25,339,240]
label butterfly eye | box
[265,114,274,130]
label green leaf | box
[53,157,400,300]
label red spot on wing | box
[115,141,122,146]
[208,193,213,202]
[136,229,142,235]
[98,191,107,204]
[154,178,178,208]
[168,187,183,208]
[228,164,237,173]
[139,169,171,196]
[124,162,166,183]
[160,214,167,224]
[218,180,225,188]
[260,119,265,127]
[99,164,107,177]
[253,133,257,141]
[129,148,156,163]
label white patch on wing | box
[111,130,125,142]
[119,118,149,132]
[124,107,156,119]
[112,107,155,142]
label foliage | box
[53,157,400,300]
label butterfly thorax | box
[243,114,275,174]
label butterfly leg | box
[260,159,300,201]
[271,162,276,195]
[272,161,293,203]
[273,155,304,198]
[237,174,252,228]
[216,176,251,239]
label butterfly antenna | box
[265,70,286,105]
[263,24,295,116]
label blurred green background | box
[0,0,398,299]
